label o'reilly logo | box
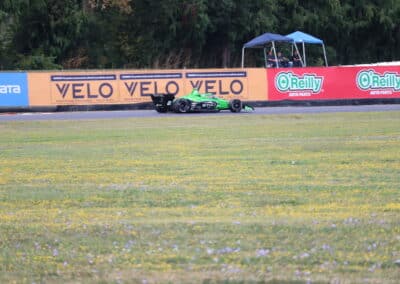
[357,69,400,91]
[0,84,21,95]
[275,72,323,93]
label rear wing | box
[150,94,176,113]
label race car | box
[150,89,254,113]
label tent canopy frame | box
[285,31,328,67]
[241,31,327,68]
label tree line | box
[0,0,399,70]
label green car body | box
[150,89,254,113]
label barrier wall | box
[27,69,267,107]
[1,65,400,108]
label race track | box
[1,104,400,121]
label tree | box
[195,0,278,67]
[1,0,399,69]
[4,0,90,69]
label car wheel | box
[229,99,242,112]
[173,99,191,113]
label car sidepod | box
[173,99,219,113]
[192,101,219,112]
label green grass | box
[0,112,399,283]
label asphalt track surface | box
[1,104,400,121]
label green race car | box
[150,89,254,113]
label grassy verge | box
[0,112,399,283]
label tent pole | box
[294,43,304,67]
[241,47,245,68]
[302,42,306,67]
[322,44,328,66]
[272,41,278,68]
[263,48,267,68]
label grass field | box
[0,111,399,283]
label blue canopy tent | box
[241,32,303,68]
[285,31,328,66]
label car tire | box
[229,99,242,112]
[173,99,191,113]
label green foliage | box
[15,55,62,70]
[0,0,399,69]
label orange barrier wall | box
[28,69,268,107]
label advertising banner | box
[28,72,120,106]
[354,66,400,98]
[267,66,400,101]
[50,74,119,105]
[28,69,267,106]
[118,69,255,102]
[0,72,29,107]
[119,72,184,103]
[184,70,249,99]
